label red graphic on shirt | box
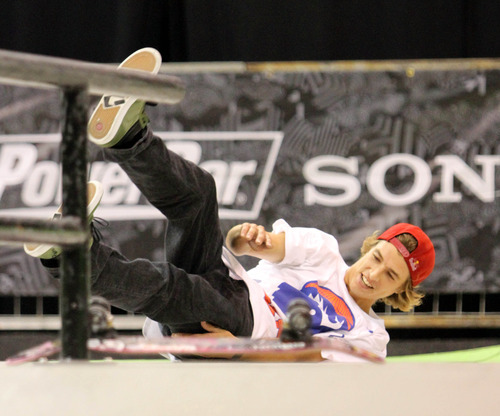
[303,282,355,331]
[265,293,283,335]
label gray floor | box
[1,360,499,416]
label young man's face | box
[344,240,410,313]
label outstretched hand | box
[238,222,273,252]
[226,222,285,262]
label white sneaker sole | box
[23,181,104,259]
[88,47,162,147]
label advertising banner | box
[0,64,499,295]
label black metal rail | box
[0,48,185,360]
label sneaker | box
[88,47,162,147]
[23,181,104,259]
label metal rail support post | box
[59,86,90,359]
[0,48,186,361]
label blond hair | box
[360,232,425,312]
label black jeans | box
[47,127,253,336]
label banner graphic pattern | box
[0,68,499,295]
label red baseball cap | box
[378,223,435,287]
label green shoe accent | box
[102,100,148,148]
[88,48,162,147]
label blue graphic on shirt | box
[272,281,355,334]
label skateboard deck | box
[6,335,383,364]
[89,335,384,362]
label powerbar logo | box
[0,132,283,221]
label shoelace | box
[91,217,109,243]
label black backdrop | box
[1,0,500,63]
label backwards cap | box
[377,223,435,287]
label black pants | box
[47,127,253,336]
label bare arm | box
[225,222,286,263]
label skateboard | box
[5,298,384,364]
[6,335,383,364]
[88,335,385,362]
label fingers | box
[172,322,236,339]
[170,322,217,337]
[201,321,224,333]
[201,322,236,338]
[240,223,272,248]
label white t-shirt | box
[241,219,389,361]
[144,219,389,362]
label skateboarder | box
[24,48,435,362]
